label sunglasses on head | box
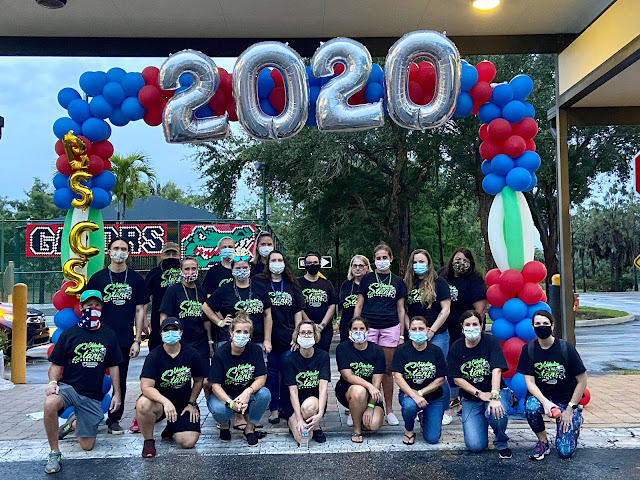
[233,255,249,262]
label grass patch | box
[575,306,629,320]
[614,370,640,375]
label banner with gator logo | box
[180,223,257,269]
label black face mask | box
[534,325,553,339]
[305,264,321,275]
[161,258,181,270]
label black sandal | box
[351,432,363,444]
[403,432,416,445]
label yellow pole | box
[11,283,27,384]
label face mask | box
[162,330,181,345]
[78,308,101,330]
[413,263,428,275]
[269,262,285,275]
[220,247,235,260]
[305,264,320,276]
[350,331,367,344]
[181,272,198,283]
[534,325,553,339]
[232,268,250,281]
[232,333,250,348]
[161,258,180,270]
[409,331,428,344]
[297,336,315,349]
[258,246,273,258]
[375,259,391,271]
[110,250,128,263]
[463,326,482,341]
[453,260,470,274]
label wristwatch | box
[225,399,233,408]
[474,390,480,398]
[188,401,199,408]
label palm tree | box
[110,153,155,222]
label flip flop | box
[233,423,247,431]
[351,433,363,444]
[402,432,416,445]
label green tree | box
[111,153,155,221]
[152,181,207,208]
[9,178,63,220]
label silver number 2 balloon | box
[159,49,229,143]
[233,42,308,141]
[311,38,384,132]
[385,31,460,131]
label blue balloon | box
[516,396,525,414]
[89,95,114,120]
[488,306,503,321]
[60,406,74,419]
[510,75,534,101]
[527,301,551,319]
[121,72,145,97]
[67,99,92,124]
[51,329,62,345]
[92,171,116,191]
[58,88,81,109]
[454,91,473,117]
[460,63,478,91]
[503,298,528,323]
[257,69,275,99]
[195,104,214,118]
[506,167,533,191]
[82,117,111,142]
[370,63,384,84]
[305,107,317,127]
[525,172,538,191]
[53,117,82,140]
[514,151,541,172]
[502,100,526,123]
[491,154,515,176]
[491,83,514,107]
[364,82,385,103]
[109,107,129,127]
[103,82,127,106]
[481,160,493,176]
[477,102,502,124]
[53,188,78,210]
[259,98,277,116]
[91,188,112,209]
[102,375,112,395]
[106,67,126,83]
[101,394,112,414]
[482,173,506,195]
[306,66,321,88]
[54,308,79,330]
[510,373,528,400]
[309,86,320,105]
[121,97,145,121]
[53,173,69,190]
[523,102,536,118]
[179,73,194,87]
[79,71,107,97]
[491,318,516,341]
[516,318,537,341]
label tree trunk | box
[122,192,127,223]
[396,202,411,275]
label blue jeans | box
[429,331,451,405]
[461,387,512,452]
[399,391,445,444]
[266,349,292,412]
[525,395,582,459]
[207,387,271,425]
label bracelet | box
[208,340,215,345]
[417,390,423,397]
[367,403,375,409]
[188,401,199,408]
[217,320,224,327]
[48,380,58,385]
[247,386,254,393]
[228,400,234,410]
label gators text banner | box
[180,224,256,268]
[26,223,167,257]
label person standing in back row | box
[251,231,275,277]
[338,255,372,343]
[203,236,236,296]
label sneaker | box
[530,441,550,461]
[45,450,62,474]
[312,428,327,443]
[220,428,231,442]
[499,448,513,459]
[129,418,140,434]
[450,398,461,410]
[107,421,124,435]
[245,431,259,447]
[441,413,453,425]
[142,439,156,458]
[346,414,353,427]
[385,413,400,426]
[58,413,76,440]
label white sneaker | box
[441,413,453,425]
[386,413,400,426]
[346,414,353,427]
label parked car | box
[0,302,51,349]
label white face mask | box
[109,250,128,263]
[258,246,274,258]
[269,262,285,275]
[232,333,250,348]
[375,259,391,271]
[350,331,367,344]
[463,326,482,341]
[297,336,315,349]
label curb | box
[486,314,636,331]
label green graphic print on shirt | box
[460,358,490,384]
[367,283,397,298]
[160,366,192,389]
[350,361,374,378]
[343,294,357,309]
[72,342,107,368]
[160,269,181,288]
[179,299,203,318]
[225,363,256,386]
[302,288,328,307]
[404,361,436,385]
[534,361,566,385]
[296,370,320,389]
[234,298,264,314]
[103,283,132,306]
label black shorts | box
[158,408,201,434]
[281,392,327,420]
[335,380,383,409]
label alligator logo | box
[182,225,256,268]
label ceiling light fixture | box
[36,0,67,9]
[473,0,500,11]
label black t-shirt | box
[339,279,359,330]
[357,272,407,329]
[159,282,207,349]
[203,263,234,295]
[208,342,267,398]
[49,325,123,401]
[447,333,507,400]
[336,341,386,384]
[145,262,182,330]
[517,339,587,404]
[446,274,486,342]
[250,261,266,278]
[298,276,338,328]
[407,276,451,335]
[206,280,272,343]
[140,344,208,408]
[255,277,305,352]
[87,267,150,348]
[283,349,331,400]
[390,342,447,401]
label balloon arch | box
[49,31,549,415]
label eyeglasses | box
[233,255,249,261]
[352,264,366,269]
[298,331,314,337]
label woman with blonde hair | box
[203,236,236,296]
[339,255,372,343]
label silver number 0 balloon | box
[159,49,229,143]
[385,31,460,131]
[233,42,308,141]
[311,38,384,132]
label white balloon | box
[488,193,510,272]
[517,191,535,265]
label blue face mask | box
[413,263,428,275]
[232,268,250,281]
[350,331,367,344]
[162,330,181,345]
[409,331,428,345]
[220,247,234,260]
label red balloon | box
[525,139,536,151]
[333,63,345,75]
[73,302,82,318]
[580,388,591,406]
[503,358,518,379]
[161,88,175,99]
[502,337,527,364]
[487,118,513,142]
[486,284,512,307]
[521,261,547,283]
[417,61,436,91]
[503,135,527,158]
[469,81,492,104]
[479,140,502,160]
[478,124,489,141]
[105,368,110,376]
[269,86,286,114]
[409,62,419,82]
[408,81,423,104]
[476,61,496,83]
[512,118,538,140]
[143,106,163,127]
[141,66,160,88]
[55,140,65,156]
[348,89,366,106]
[500,269,525,295]
[485,268,501,287]
[209,90,228,116]
[47,343,55,358]
[52,289,78,310]
[540,290,547,303]
[472,100,485,115]
[226,101,238,122]
[421,92,434,105]
[87,155,104,176]
[92,140,114,161]
[270,68,284,87]
[56,154,73,176]
[219,69,233,96]
[519,282,544,304]
[138,85,162,109]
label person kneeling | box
[391,316,447,445]
[335,317,385,443]
[283,320,331,446]
[137,317,207,458]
